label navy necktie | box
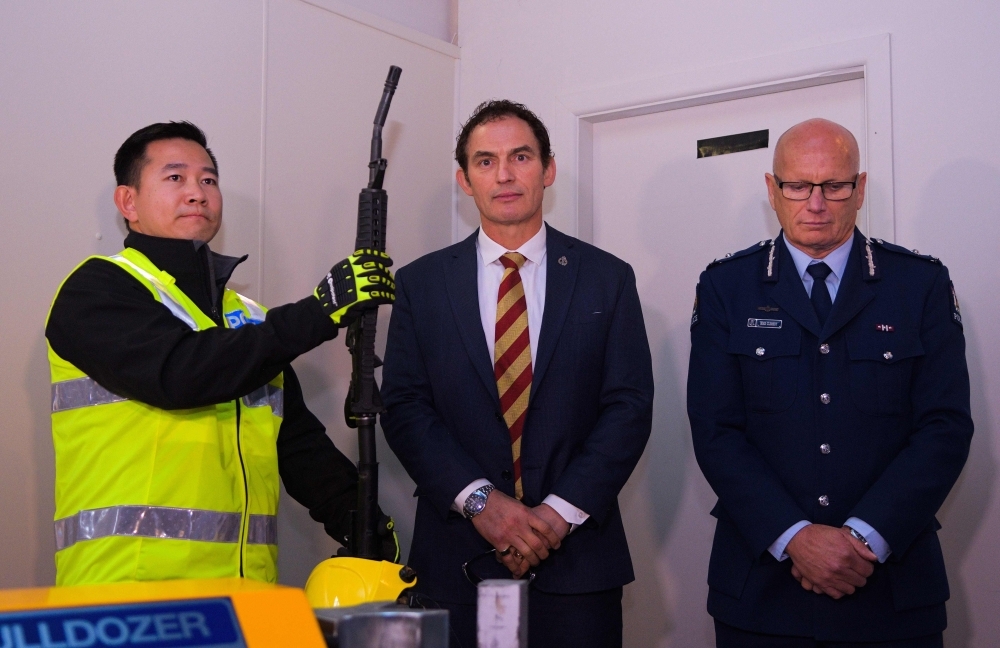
[807,262,833,326]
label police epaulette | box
[868,238,941,264]
[706,239,772,270]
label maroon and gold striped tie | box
[494,252,532,500]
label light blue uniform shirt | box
[767,234,892,563]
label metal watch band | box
[847,526,872,551]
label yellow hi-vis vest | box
[47,247,284,586]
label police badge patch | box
[691,285,700,328]
[950,281,963,329]
[225,310,249,329]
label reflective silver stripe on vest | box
[52,377,129,413]
[241,384,284,418]
[247,514,278,545]
[109,254,199,330]
[54,506,242,551]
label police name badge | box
[747,318,782,329]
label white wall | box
[455,2,1000,647]
[0,0,456,588]
[337,0,457,43]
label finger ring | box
[497,546,512,557]
[513,549,523,560]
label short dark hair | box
[114,121,218,189]
[455,99,553,175]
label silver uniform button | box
[756,347,765,357]
[818,495,830,507]
[820,393,831,405]
[819,344,830,354]
[820,443,831,454]
[883,351,893,360]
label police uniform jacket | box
[687,228,973,642]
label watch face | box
[465,485,494,518]
[465,491,489,517]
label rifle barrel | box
[369,66,402,175]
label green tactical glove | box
[378,514,401,564]
[315,249,395,326]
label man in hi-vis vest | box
[45,121,397,586]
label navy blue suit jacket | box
[381,224,654,604]
[688,229,973,642]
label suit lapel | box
[532,225,579,399]
[821,233,876,340]
[768,233,823,338]
[445,230,501,408]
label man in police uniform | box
[45,121,397,585]
[688,118,973,647]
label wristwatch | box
[846,526,872,551]
[463,484,495,519]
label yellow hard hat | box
[304,557,417,608]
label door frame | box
[551,33,894,243]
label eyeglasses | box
[774,175,858,201]
[462,548,537,586]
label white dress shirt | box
[767,234,891,563]
[451,225,590,529]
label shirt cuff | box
[542,494,589,533]
[768,520,812,562]
[844,517,892,563]
[452,479,493,515]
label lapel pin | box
[875,324,894,332]
[757,305,779,312]
[558,256,568,266]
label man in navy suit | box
[688,118,973,647]
[381,100,653,648]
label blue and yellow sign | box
[0,579,324,648]
[0,598,243,647]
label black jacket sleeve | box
[45,257,338,409]
[548,264,654,523]
[848,265,974,555]
[277,366,359,544]
[688,270,810,556]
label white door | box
[592,79,866,648]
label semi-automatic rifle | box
[344,65,402,560]
[303,65,418,609]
